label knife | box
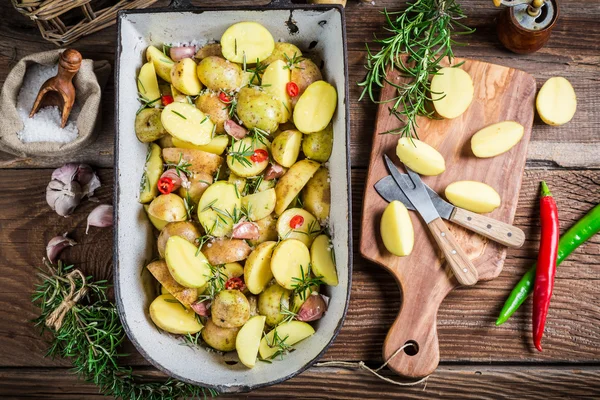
[383,155,479,286]
[375,175,525,249]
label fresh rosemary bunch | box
[32,261,218,400]
[358,0,473,138]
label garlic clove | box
[76,164,101,197]
[51,163,79,185]
[46,180,83,217]
[46,233,77,264]
[86,205,113,234]
[296,294,328,322]
[160,169,188,191]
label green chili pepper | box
[496,203,600,325]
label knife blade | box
[374,175,454,219]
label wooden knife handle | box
[449,208,525,248]
[427,217,479,286]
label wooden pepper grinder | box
[30,49,82,128]
[494,0,559,54]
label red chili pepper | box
[225,277,246,291]
[161,95,174,106]
[250,149,268,163]
[289,215,304,229]
[157,177,175,194]
[219,92,231,103]
[286,82,299,97]
[532,181,559,352]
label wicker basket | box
[11,0,158,46]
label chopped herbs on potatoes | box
[133,21,338,368]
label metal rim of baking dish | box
[113,0,352,393]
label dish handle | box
[168,0,299,8]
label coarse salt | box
[16,64,79,144]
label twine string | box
[45,269,88,330]
[314,343,429,387]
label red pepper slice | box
[532,181,559,352]
[157,177,175,194]
[289,215,304,229]
[225,277,246,291]
[250,149,268,163]
[286,82,299,97]
[219,92,231,103]
[161,95,174,106]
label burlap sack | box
[0,49,111,157]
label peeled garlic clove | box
[46,233,77,264]
[46,180,83,217]
[86,204,113,234]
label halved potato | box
[277,208,320,247]
[536,77,577,126]
[195,43,222,61]
[430,67,474,119]
[274,159,321,215]
[228,173,247,194]
[147,193,187,223]
[161,102,214,146]
[146,45,175,83]
[310,234,338,286]
[236,315,267,368]
[157,221,200,258]
[147,260,198,306]
[259,321,315,360]
[226,137,271,178]
[236,87,282,132]
[302,167,330,223]
[241,188,276,221]
[380,201,414,257]
[162,147,223,176]
[170,58,202,96]
[222,262,244,279]
[139,143,163,204]
[144,204,169,231]
[262,59,291,122]
[197,181,241,237]
[244,241,277,294]
[271,239,311,290]
[165,236,211,288]
[137,61,161,103]
[471,121,524,158]
[149,294,203,335]
[293,81,337,134]
[445,181,501,213]
[272,130,302,167]
[171,135,229,156]
[396,137,445,176]
[221,22,275,63]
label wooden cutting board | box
[359,58,536,378]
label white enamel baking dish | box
[113,0,351,393]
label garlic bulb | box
[46,163,102,217]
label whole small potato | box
[212,290,250,328]
[236,87,281,133]
[202,319,240,352]
[263,42,303,65]
[197,56,242,91]
[195,92,230,134]
[147,194,187,223]
[302,167,331,223]
[258,283,291,326]
[135,108,167,143]
[248,214,278,247]
[157,221,201,258]
[202,238,252,265]
[195,43,222,61]
[302,122,333,162]
[290,59,322,107]
[178,171,213,204]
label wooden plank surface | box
[0,0,599,397]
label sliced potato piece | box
[277,208,320,247]
[165,236,211,288]
[162,147,223,176]
[221,22,275,63]
[430,67,474,119]
[290,59,322,108]
[271,239,311,290]
[236,315,267,368]
[310,234,338,286]
[293,81,337,134]
[228,173,247,194]
[536,77,577,126]
[147,260,198,306]
[201,238,252,265]
[171,135,229,155]
[197,181,241,237]
[245,241,277,294]
[222,262,244,279]
[137,61,161,103]
[445,181,501,213]
[259,321,315,360]
[226,137,271,177]
[396,137,445,176]
[147,193,187,223]
[242,188,276,221]
[146,45,175,83]
[144,204,168,231]
[157,221,200,258]
[262,60,292,122]
[161,102,214,146]
[272,129,302,167]
[139,143,163,204]
[471,121,524,158]
[380,201,414,257]
[274,159,321,215]
[302,167,330,223]
[149,294,203,335]
[170,58,203,96]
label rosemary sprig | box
[171,110,187,120]
[228,138,254,168]
[250,127,270,148]
[246,59,268,85]
[291,264,325,301]
[165,154,193,177]
[243,175,264,196]
[279,297,297,325]
[184,191,195,221]
[197,263,228,302]
[264,329,294,361]
[139,146,152,193]
[358,0,473,138]
[32,261,217,399]
[136,95,161,115]
[283,52,304,70]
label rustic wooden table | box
[1,0,599,398]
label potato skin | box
[157,221,201,258]
[290,59,322,107]
[236,87,282,133]
[202,319,240,352]
[212,290,250,328]
[302,123,333,163]
[147,193,187,223]
[248,214,278,246]
[202,238,252,265]
[197,56,242,91]
[195,43,222,61]
[302,167,330,223]
[258,283,291,327]
[135,108,167,143]
[177,172,213,204]
[263,42,302,65]
[147,260,199,306]
[195,92,230,134]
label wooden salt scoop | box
[30,49,82,128]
